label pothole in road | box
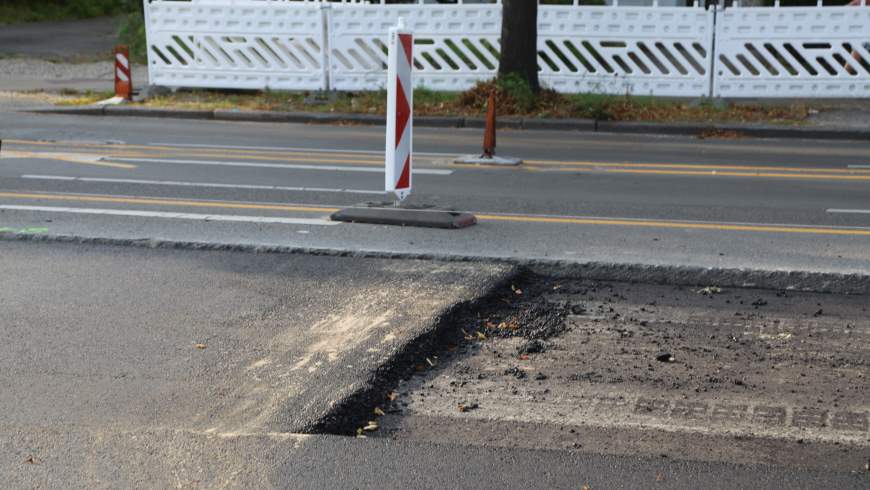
[316,274,870,473]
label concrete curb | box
[28,106,870,141]
[2,232,868,295]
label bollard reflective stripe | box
[385,20,413,201]
[114,45,132,101]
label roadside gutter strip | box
[2,232,869,295]
[29,106,870,142]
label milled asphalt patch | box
[29,106,870,142]
[377,275,870,474]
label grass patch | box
[54,90,115,106]
[456,77,808,124]
[142,88,461,116]
[86,81,808,126]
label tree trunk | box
[498,0,539,93]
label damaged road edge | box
[306,268,525,436]
[2,233,870,295]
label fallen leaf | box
[363,421,379,431]
[24,456,37,465]
[697,286,722,296]
[386,392,398,402]
[498,321,519,331]
[373,407,385,417]
[475,331,486,341]
[194,343,207,350]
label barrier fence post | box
[385,19,414,202]
[114,45,133,101]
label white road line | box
[147,142,459,157]
[0,205,340,226]
[21,175,385,195]
[827,209,870,215]
[104,157,454,175]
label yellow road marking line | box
[602,168,870,181]
[10,139,866,177]
[6,140,415,167]
[135,151,384,166]
[525,159,870,175]
[6,139,386,162]
[0,151,137,169]
[476,214,870,236]
[0,191,868,237]
[512,136,870,159]
[10,138,870,167]
[0,192,339,214]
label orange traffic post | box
[453,88,522,166]
[482,92,496,158]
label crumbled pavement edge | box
[3,232,869,295]
[308,269,524,436]
[27,105,870,141]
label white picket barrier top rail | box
[143,0,870,98]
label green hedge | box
[0,0,128,25]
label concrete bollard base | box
[454,155,523,166]
[331,202,476,229]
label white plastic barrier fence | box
[143,0,870,98]
[537,4,714,96]
[328,3,503,92]
[144,0,327,90]
[714,3,870,98]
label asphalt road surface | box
[2,241,867,488]
[2,110,870,487]
[1,111,869,274]
[0,240,511,487]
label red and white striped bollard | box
[114,45,133,101]
[385,19,413,201]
